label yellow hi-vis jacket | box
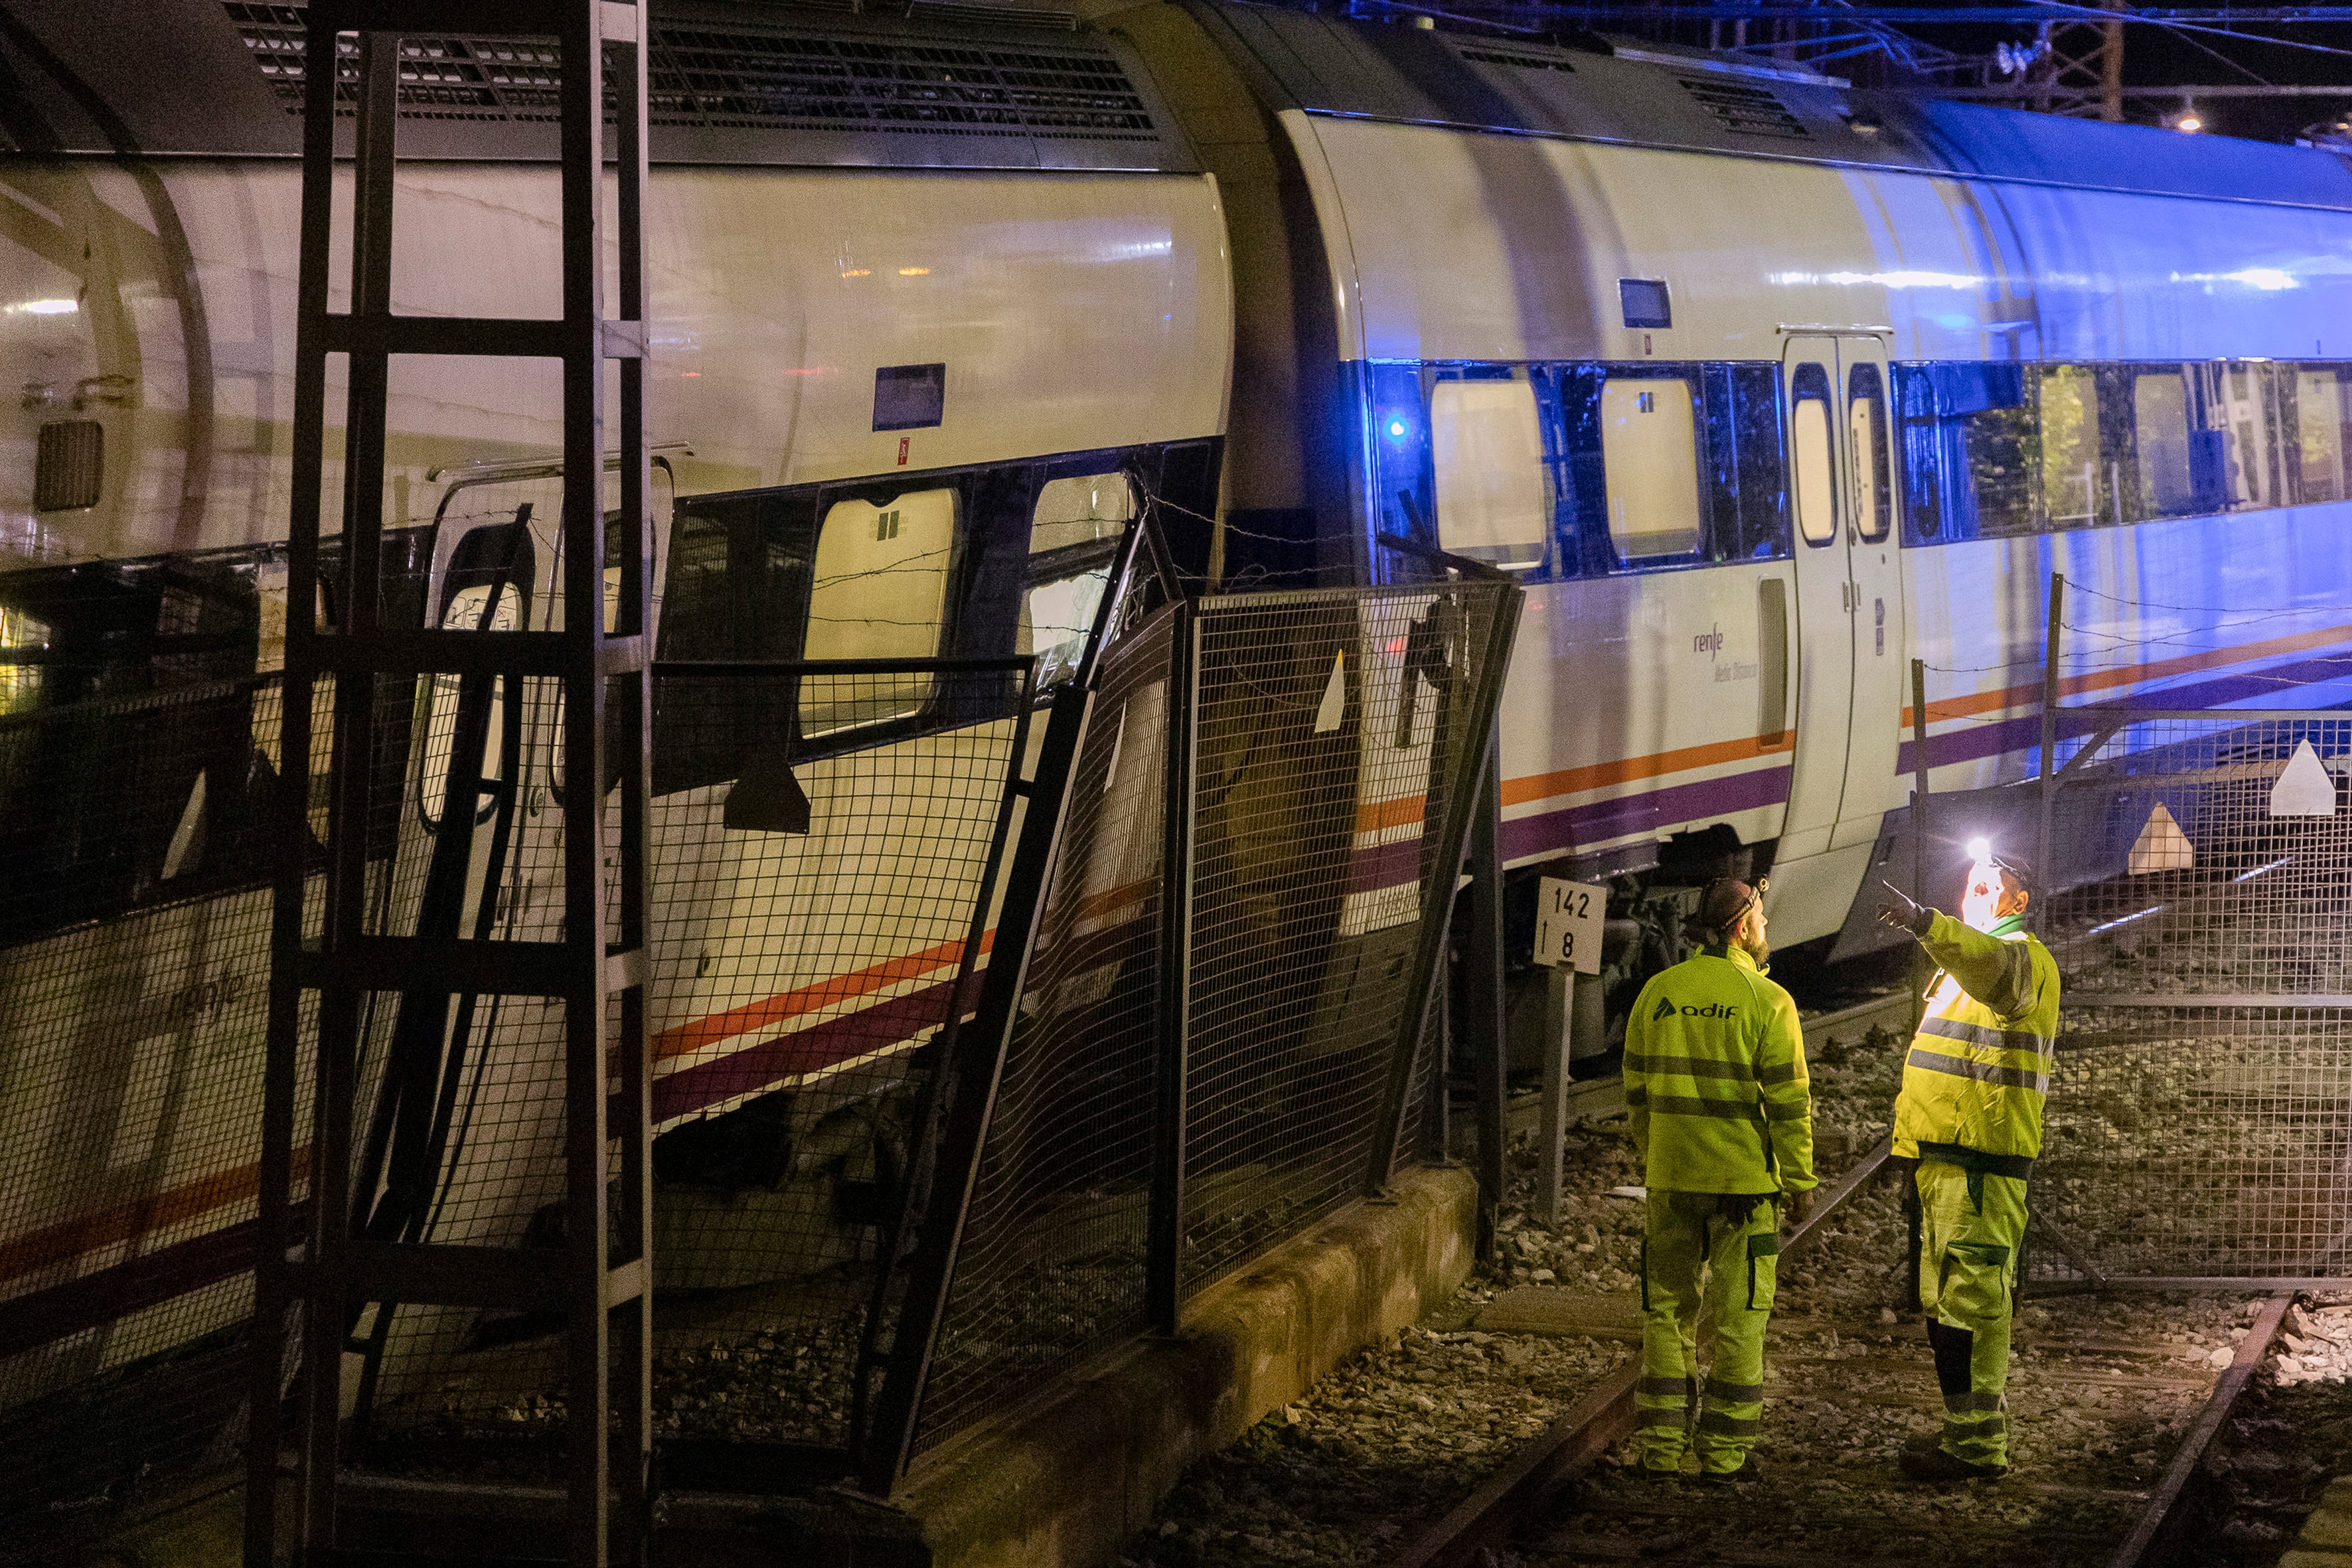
[1624,945,1815,1196]
[1892,911,2062,1174]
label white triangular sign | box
[2270,740,2337,817]
[2129,801,2194,874]
[1313,649,1346,734]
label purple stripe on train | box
[1897,653,2352,777]
[1501,762,1794,866]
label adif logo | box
[1654,995,1735,1021]
[1652,995,1678,1022]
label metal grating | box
[1678,78,1809,139]
[32,422,102,514]
[2027,710,2352,1285]
[1456,46,1575,73]
[1180,584,1511,1291]
[903,572,1516,1460]
[220,1,1159,142]
[334,659,1029,1463]
[0,672,314,1561]
[910,610,1175,1452]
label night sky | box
[1834,2,2352,143]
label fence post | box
[1467,736,1508,1262]
[2037,572,2065,905]
[1905,656,1931,1312]
[858,518,1157,1492]
[1147,602,1200,1332]
[1368,582,1523,1194]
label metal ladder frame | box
[247,3,653,1561]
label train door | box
[1779,337,1851,863]
[1835,340,1905,849]
[1778,335,1907,861]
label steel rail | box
[2104,1292,2294,1568]
[1390,1135,1893,1568]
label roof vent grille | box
[220,1,1156,143]
[1678,78,1808,139]
[1456,46,1574,74]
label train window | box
[1599,376,1703,561]
[2294,368,2350,503]
[418,522,530,830]
[1030,473,1132,554]
[2039,365,2101,526]
[1700,364,1790,562]
[2134,370,2197,516]
[2215,362,2281,509]
[1024,473,1129,690]
[1431,380,1550,571]
[1892,363,2034,542]
[1790,364,1836,546]
[1846,362,1891,542]
[0,603,46,714]
[801,487,955,735]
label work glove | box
[1783,1188,1816,1227]
[1875,880,1935,937]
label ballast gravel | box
[1114,993,2344,1568]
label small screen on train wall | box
[874,362,947,431]
[1618,279,1672,330]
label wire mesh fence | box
[0,672,311,1559]
[330,661,1031,1471]
[1180,584,1508,1291]
[2030,708,2352,1286]
[898,572,1516,1464]
[909,615,1174,1454]
[2037,1006,2352,1283]
[0,526,1516,1516]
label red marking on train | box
[897,437,911,465]
[651,932,994,1061]
[0,1144,311,1287]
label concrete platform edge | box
[891,1162,1478,1568]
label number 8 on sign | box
[1534,876,1605,975]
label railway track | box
[1390,1137,2295,1568]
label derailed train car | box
[0,0,1231,1484]
[8,0,2352,1502]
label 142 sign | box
[1534,877,1605,974]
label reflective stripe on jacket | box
[1624,945,1814,1196]
[1892,911,2061,1165]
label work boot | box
[1699,1456,1763,1486]
[1899,1439,2007,1483]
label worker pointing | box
[1877,842,2061,1483]
[1622,877,1814,1482]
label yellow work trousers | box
[1636,1189,1778,1475]
[1916,1159,2027,1468]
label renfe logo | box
[1653,995,1736,1020]
[1693,625,1724,655]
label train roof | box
[0,0,1200,173]
[1187,0,2352,214]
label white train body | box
[5,0,2352,1443]
[1119,2,2352,949]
